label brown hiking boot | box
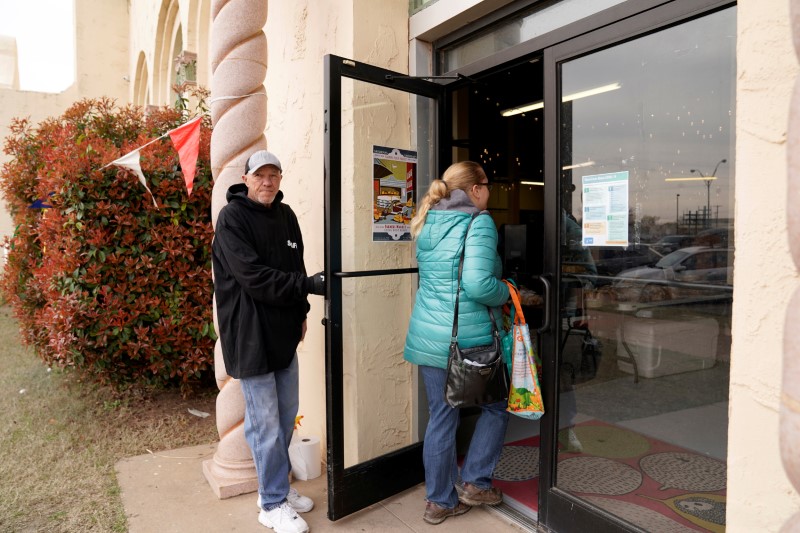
[423,501,471,525]
[456,482,503,506]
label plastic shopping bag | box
[505,281,545,420]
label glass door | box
[541,2,735,531]
[323,55,444,520]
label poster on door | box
[581,171,629,247]
[372,145,416,242]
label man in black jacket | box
[212,150,325,533]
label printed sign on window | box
[581,171,629,247]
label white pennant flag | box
[108,149,158,207]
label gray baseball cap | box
[245,150,282,174]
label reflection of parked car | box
[594,245,663,283]
[693,227,731,248]
[614,246,733,303]
[651,235,694,255]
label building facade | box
[4,0,798,530]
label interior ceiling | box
[463,57,545,183]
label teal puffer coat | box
[404,190,509,369]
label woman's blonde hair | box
[410,161,488,238]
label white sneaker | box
[257,489,314,513]
[258,501,309,533]
[287,488,314,513]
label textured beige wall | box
[264,0,414,464]
[262,0,345,466]
[344,0,415,464]
[728,1,800,530]
[0,0,129,249]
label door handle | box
[537,274,551,334]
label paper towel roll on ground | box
[289,435,321,480]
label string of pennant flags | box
[29,115,204,209]
[27,92,269,209]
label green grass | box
[0,307,218,532]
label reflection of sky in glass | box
[562,7,736,224]
[517,0,625,42]
[443,0,625,72]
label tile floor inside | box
[494,365,729,531]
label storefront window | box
[409,0,439,15]
[556,7,735,531]
[439,0,625,72]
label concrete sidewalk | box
[116,444,530,532]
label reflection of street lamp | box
[691,159,727,227]
[676,194,680,230]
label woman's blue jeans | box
[240,355,299,510]
[419,365,509,509]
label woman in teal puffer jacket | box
[404,161,510,525]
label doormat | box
[492,420,726,532]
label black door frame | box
[323,54,446,521]
[539,0,734,531]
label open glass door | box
[323,55,445,520]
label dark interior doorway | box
[449,56,546,285]
[448,54,547,519]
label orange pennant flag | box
[168,116,202,196]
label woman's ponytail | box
[411,161,486,238]
[410,179,448,238]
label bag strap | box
[504,280,526,326]
[451,215,498,343]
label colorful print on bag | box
[504,280,545,420]
[508,322,544,419]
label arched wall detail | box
[186,0,199,53]
[151,0,170,104]
[168,23,184,104]
[195,0,211,87]
[133,51,149,106]
[153,0,181,104]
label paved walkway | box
[116,444,530,532]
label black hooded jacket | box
[212,184,310,378]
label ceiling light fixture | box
[562,161,595,170]
[520,181,545,186]
[664,177,718,182]
[501,101,543,117]
[501,82,622,117]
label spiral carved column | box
[202,0,268,499]
[782,0,800,529]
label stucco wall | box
[0,0,129,251]
[727,0,800,530]
[264,0,413,464]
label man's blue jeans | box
[240,355,299,510]
[419,365,509,509]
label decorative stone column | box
[782,0,800,529]
[202,0,268,499]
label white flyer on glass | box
[581,171,629,247]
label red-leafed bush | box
[0,97,215,392]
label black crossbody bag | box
[444,217,510,408]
